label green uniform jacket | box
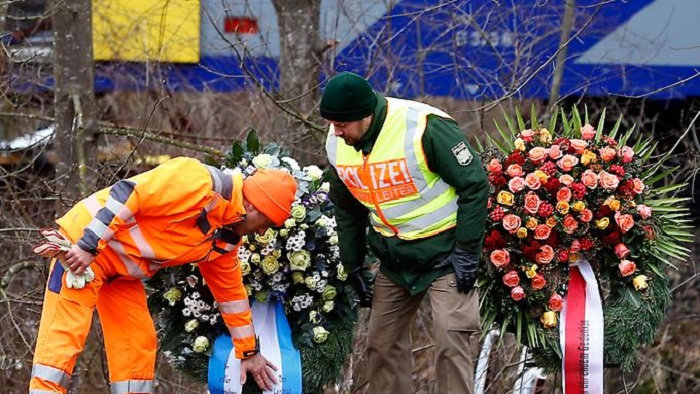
[328,94,489,295]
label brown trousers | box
[367,272,480,393]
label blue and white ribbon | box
[208,301,302,394]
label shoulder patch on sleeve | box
[451,141,473,166]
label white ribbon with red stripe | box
[559,258,604,394]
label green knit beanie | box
[319,72,377,121]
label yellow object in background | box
[92,0,200,63]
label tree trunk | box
[271,0,324,164]
[51,0,98,210]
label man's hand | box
[240,354,278,390]
[439,246,479,293]
[349,268,373,308]
[65,244,95,275]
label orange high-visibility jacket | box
[56,157,256,358]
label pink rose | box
[548,145,563,159]
[531,273,547,290]
[508,177,527,193]
[529,147,548,163]
[637,204,652,219]
[520,129,535,142]
[559,174,574,185]
[581,170,598,189]
[503,271,520,287]
[581,124,596,140]
[569,139,588,154]
[502,214,522,233]
[557,155,579,172]
[548,293,564,311]
[525,173,541,190]
[486,158,502,173]
[598,171,620,190]
[615,212,635,233]
[632,178,645,194]
[534,224,552,240]
[619,146,635,163]
[524,191,542,214]
[579,209,593,223]
[563,214,579,235]
[599,146,617,162]
[507,164,524,177]
[536,245,555,264]
[511,286,526,301]
[490,249,511,267]
[614,243,630,259]
[556,187,572,202]
[619,259,636,277]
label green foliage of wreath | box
[476,107,691,372]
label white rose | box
[312,326,329,343]
[281,157,301,171]
[304,165,324,181]
[284,218,297,229]
[315,216,328,227]
[193,336,209,353]
[252,154,273,168]
[319,182,330,193]
[184,319,199,332]
[322,300,335,313]
[328,235,339,245]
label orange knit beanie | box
[242,169,297,226]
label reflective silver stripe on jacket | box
[29,390,59,394]
[370,198,458,233]
[110,379,154,394]
[107,240,149,279]
[219,299,251,314]
[205,165,233,201]
[31,364,70,389]
[230,324,255,339]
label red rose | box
[557,249,569,263]
[614,243,630,259]
[579,238,594,251]
[619,259,636,277]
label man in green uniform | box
[320,72,488,393]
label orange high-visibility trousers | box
[30,258,156,393]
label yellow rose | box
[525,264,538,278]
[514,138,526,151]
[539,128,552,144]
[568,252,580,263]
[595,218,610,230]
[607,198,621,211]
[516,227,528,239]
[292,272,305,284]
[272,249,282,258]
[497,191,515,206]
[580,150,597,166]
[533,170,548,183]
[546,216,558,228]
[313,326,329,343]
[279,229,289,238]
[525,217,538,230]
[633,275,649,291]
[309,310,321,324]
[571,201,586,212]
[250,253,261,264]
[193,336,209,353]
[556,201,570,215]
[541,311,558,328]
[260,255,280,275]
[284,219,296,229]
[305,276,319,290]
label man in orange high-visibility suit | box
[30,157,297,394]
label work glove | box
[33,228,95,289]
[349,268,373,308]
[438,246,479,293]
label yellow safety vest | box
[326,97,458,240]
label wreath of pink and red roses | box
[478,109,691,371]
